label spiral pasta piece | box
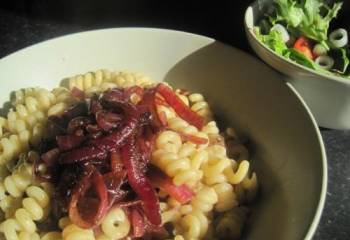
[11,88,75,130]
[202,121,219,136]
[0,132,30,166]
[14,88,52,105]
[188,93,213,122]
[95,234,113,240]
[179,210,209,239]
[177,142,208,170]
[62,224,95,240]
[161,206,181,224]
[41,232,62,240]
[191,186,218,213]
[0,218,41,240]
[234,173,258,204]
[152,148,202,186]
[0,185,51,239]
[8,88,55,135]
[67,70,154,95]
[155,130,206,186]
[173,235,185,240]
[156,105,176,121]
[58,217,71,230]
[67,69,112,91]
[23,185,50,221]
[213,182,238,212]
[3,162,33,198]
[111,71,154,88]
[172,187,216,239]
[156,130,182,154]
[0,87,74,168]
[0,194,23,218]
[202,156,231,186]
[101,207,130,240]
[152,149,189,178]
[168,117,209,144]
[224,160,250,185]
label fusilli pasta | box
[62,224,95,240]
[0,70,258,240]
[188,93,213,122]
[3,162,33,198]
[67,70,154,94]
[100,208,130,240]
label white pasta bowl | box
[245,0,350,130]
[0,28,326,240]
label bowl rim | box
[0,27,216,61]
[0,27,328,239]
[244,1,350,85]
[285,82,327,240]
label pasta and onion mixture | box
[0,70,258,240]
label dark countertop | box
[0,1,349,239]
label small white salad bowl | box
[245,0,350,130]
[0,28,326,240]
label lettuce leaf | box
[272,0,343,42]
[255,27,288,55]
[274,0,304,27]
[255,28,329,73]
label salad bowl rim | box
[244,1,350,85]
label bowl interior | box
[0,28,326,240]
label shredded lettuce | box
[255,27,328,73]
[272,0,343,42]
[273,0,304,27]
[255,27,288,55]
[254,0,349,78]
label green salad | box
[254,0,349,78]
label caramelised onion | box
[138,88,165,129]
[96,110,122,131]
[61,102,88,123]
[89,97,103,115]
[39,84,203,233]
[101,88,125,105]
[70,87,85,99]
[67,117,92,135]
[121,137,161,226]
[56,135,85,151]
[157,83,204,130]
[148,166,194,204]
[68,168,108,228]
[41,148,60,167]
[131,208,145,238]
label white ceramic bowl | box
[0,28,326,240]
[245,0,350,130]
